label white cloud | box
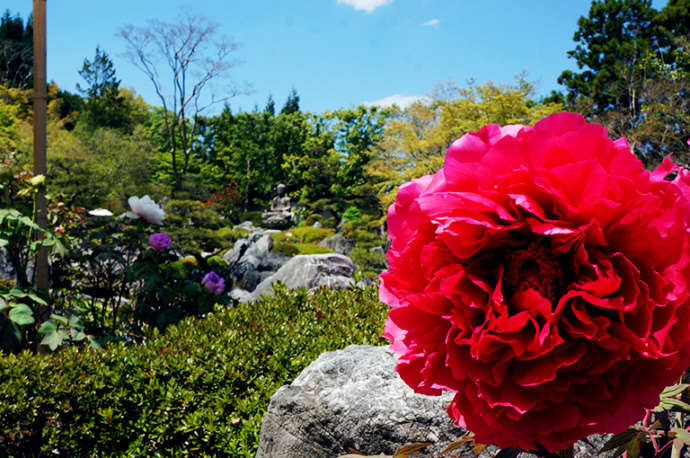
[337,0,393,14]
[422,19,440,26]
[364,94,430,109]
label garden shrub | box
[164,200,227,254]
[271,226,334,245]
[350,246,387,278]
[0,285,387,457]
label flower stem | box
[557,445,575,458]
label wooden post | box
[32,0,49,295]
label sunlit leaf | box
[8,303,34,326]
[40,331,63,351]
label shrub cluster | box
[0,285,387,456]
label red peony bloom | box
[380,113,690,453]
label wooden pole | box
[32,0,49,295]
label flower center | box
[502,240,564,304]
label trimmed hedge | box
[0,285,387,457]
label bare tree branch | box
[117,12,247,189]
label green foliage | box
[163,200,228,255]
[128,249,229,331]
[280,88,300,115]
[0,286,387,456]
[341,205,363,224]
[0,284,47,352]
[557,0,690,167]
[77,46,134,132]
[0,10,32,89]
[349,246,387,278]
[272,226,334,244]
[369,78,562,210]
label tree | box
[280,88,300,115]
[327,106,388,208]
[557,0,659,115]
[264,94,276,116]
[0,10,32,89]
[557,0,690,166]
[118,13,244,192]
[369,78,563,209]
[77,47,132,131]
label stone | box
[318,233,354,256]
[0,247,15,282]
[257,345,620,458]
[262,183,294,229]
[256,345,464,458]
[252,253,355,297]
[232,253,357,303]
[235,220,260,232]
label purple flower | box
[148,232,172,252]
[202,272,225,296]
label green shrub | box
[272,241,299,257]
[164,200,228,254]
[0,286,387,456]
[271,226,334,245]
[294,243,333,255]
[341,205,362,223]
[236,210,263,227]
[349,228,381,249]
[350,246,388,278]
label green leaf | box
[660,398,690,412]
[38,320,58,335]
[671,427,690,445]
[0,239,7,247]
[71,330,86,341]
[68,315,83,329]
[601,429,638,452]
[8,303,34,326]
[661,383,689,398]
[50,314,69,326]
[40,331,64,351]
[26,291,47,306]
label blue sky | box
[4,0,668,114]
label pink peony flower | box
[380,112,690,453]
[148,232,171,252]
[54,227,64,234]
[202,271,225,296]
[126,195,165,225]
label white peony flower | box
[88,208,113,217]
[126,195,165,225]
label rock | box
[224,233,276,290]
[222,238,251,266]
[312,221,322,228]
[318,233,354,256]
[235,221,259,232]
[246,254,356,302]
[0,247,15,282]
[261,212,293,230]
[256,345,464,458]
[257,345,619,458]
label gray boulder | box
[257,345,617,458]
[318,233,354,255]
[256,345,466,458]
[231,253,357,303]
[223,232,291,291]
[0,247,15,282]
